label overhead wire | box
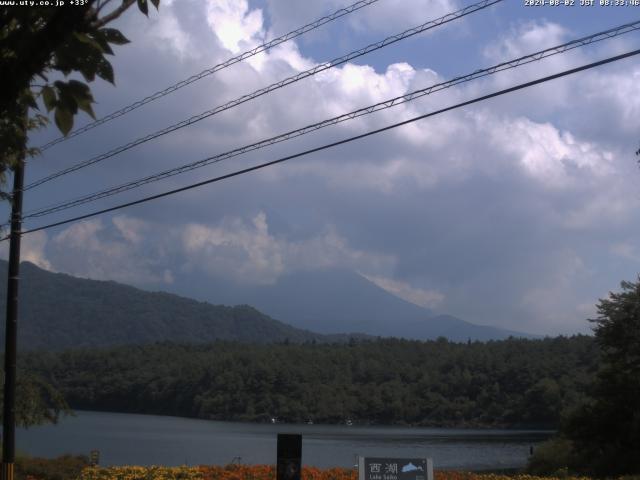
[19,19,640,221]
[7,47,640,241]
[37,0,381,151]
[24,0,504,191]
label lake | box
[17,411,552,470]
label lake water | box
[17,411,551,470]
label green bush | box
[15,454,90,480]
[526,437,575,476]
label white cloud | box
[362,274,444,308]
[264,0,460,37]
[484,21,569,63]
[112,216,150,246]
[206,0,265,54]
[486,115,614,188]
[47,217,174,287]
[182,212,286,284]
[146,6,198,60]
[0,231,52,271]
[182,211,395,284]
[21,231,52,271]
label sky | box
[3,0,640,336]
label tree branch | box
[91,0,136,29]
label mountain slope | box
[169,268,534,341]
[0,261,331,350]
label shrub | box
[15,453,90,480]
[526,438,575,476]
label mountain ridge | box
[0,260,535,350]
[0,260,356,350]
[167,267,534,341]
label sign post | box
[358,457,433,480]
[277,434,302,480]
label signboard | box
[358,457,433,480]
[277,433,302,480]
[89,450,100,466]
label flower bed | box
[79,465,599,480]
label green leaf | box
[137,0,149,16]
[54,81,79,115]
[66,79,92,100]
[72,48,103,82]
[42,86,56,112]
[99,28,130,46]
[96,57,115,84]
[58,93,78,115]
[77,99,96,120]
[93,32,114,55]
[73,31,105,53]
[62,80,95,119]
[24,92,38,110]
[54,107,74,136]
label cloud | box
[47,217,174,287]
[0,231,52,271]
[486,115,614,189]
[146,4,199,60]
[181,211,395,284]
[21,231,52,271]
[182,212,286,284]
[13,210,395,291]
[206,0,265,54]
[519,250,595,333]
[264,0,460,38]
[484,21,569,64]
[14,0,640,338]
[361,274,444,308]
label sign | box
[358,457,433,480]
[277,433,302,480]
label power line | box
[24,0,503,191]
[9,47,640,241]
[20,19,640,221]
[37,0,381,152]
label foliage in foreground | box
[15,453,89,480]
[527,278,640,477]
[0,1,159,184]
[76,465,615,480]
[0,370,70,427]
[17,457,640,480]
[526,438,575,477]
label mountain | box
[168,268,534,341]
[0,260,348,351]
[0,261,533,349]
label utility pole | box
[2,159,24,480]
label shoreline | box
[63,408,557,433]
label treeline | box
[22,335,598,428]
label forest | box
[22,335,597,429]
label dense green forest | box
[23,335,597,428]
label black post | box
[277,434,302,480]
[2,160,24,480]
